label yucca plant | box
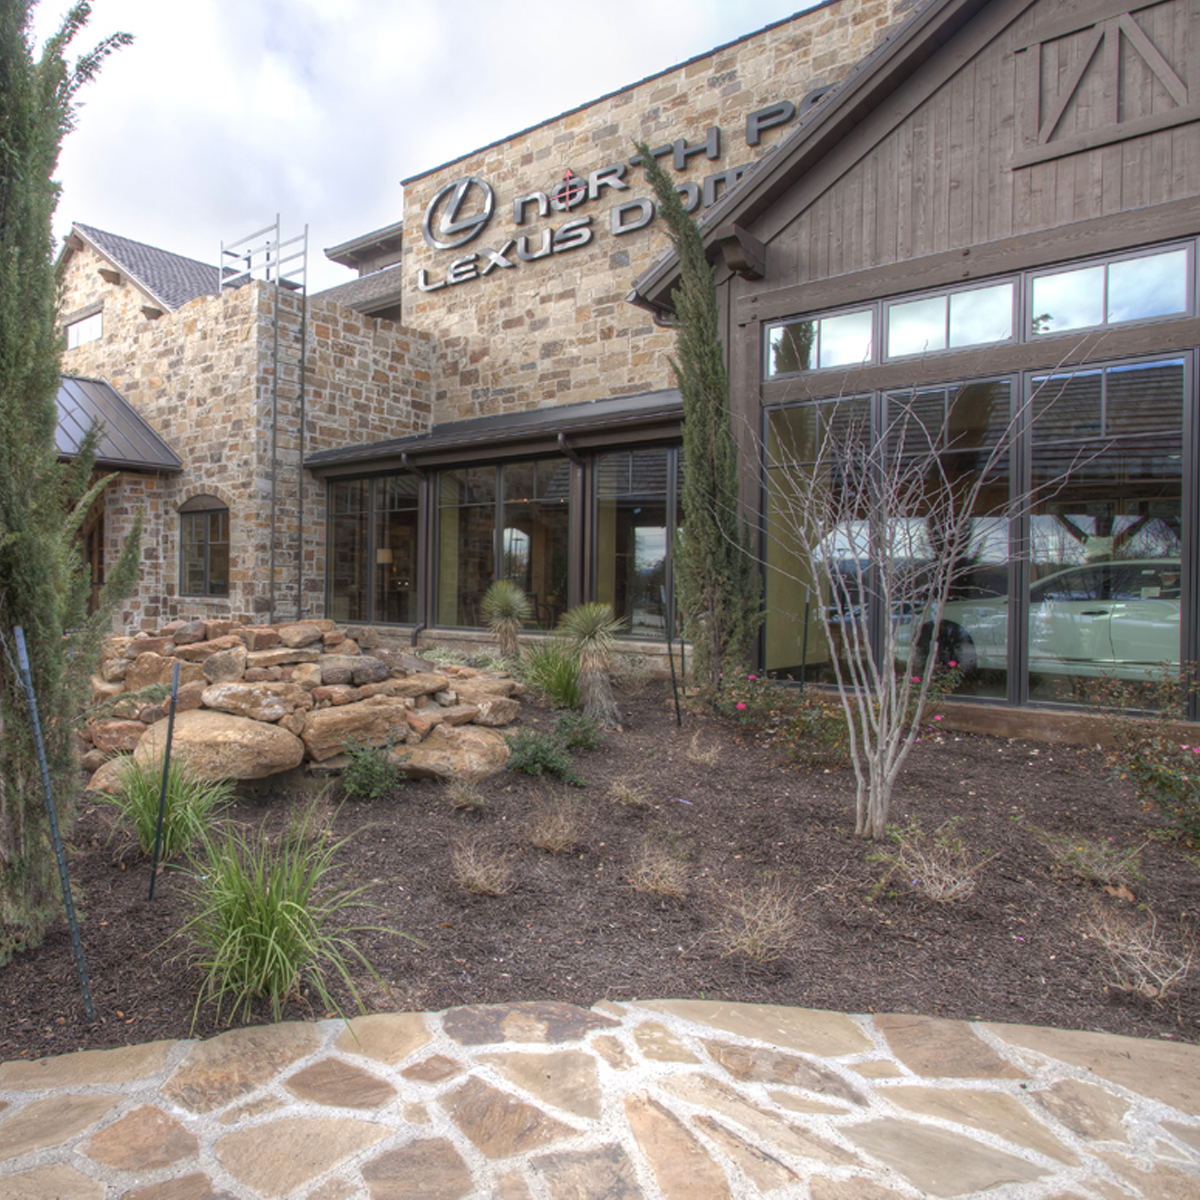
[481,580,533,660]
[558,602,625,729]
[179,799,403,1027]
[108,756,234,862]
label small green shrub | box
[869,816,993,903]
[1086,667,1200,843]
[341,738,404,800]
[715,674,851,768]
[108,756,234,862]
[504,726,585,786]
[420,646,468,668]
[1030,827,1145,888]
[553,710,602,751]
[179,799,401,1026]
[515,637,581,708]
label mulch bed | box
[3,681,1199,1059]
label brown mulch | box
[3,682,1199,1059]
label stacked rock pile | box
[83,618,520,790]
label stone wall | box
[84,618,518,786]
[60,243,434,631]
[396,0,912,422]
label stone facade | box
[393,0,912,422]
[60,241,434,630]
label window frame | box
[178,497,230,599]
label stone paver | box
[1,999,1197,1198]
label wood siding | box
[765,0,1200,295]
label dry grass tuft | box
[528,792,581,853]
[869,817,993,904]
[609,777,651,808]
[612,653,653,697]
[686,730,721,765]
[450,838,516,896]
[711,873,805,962]
[1030,827,1144,888]
[1085,904,1195,1002]
[630,839,689,899]
[445,778,484,813]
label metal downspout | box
[296,282,308,621]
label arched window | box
[179,494,229,597]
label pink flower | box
[933,715,943,721]
[948,660,957,668]
[912,676,921,683]
[748,674,757,681]
[1192,746,1200,754]
[736,701,746,711]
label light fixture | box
[376,548,394,566]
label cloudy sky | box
[32,0,815,293]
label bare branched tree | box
[762,370,1091,839]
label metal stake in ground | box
[8,626,95,1022]
[148,660,181,901]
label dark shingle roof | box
[56,376,182,473]
[73,223,221,311]
[313,263,404,315]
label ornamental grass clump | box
[481,580,532,661]
[179,799,399,1027]
[711,872,805,962]
[558,602,625,729]
[514,636,581,708]
[1030,827,1145,889]
[108,756,234,863]
[1085,903,1195,1003]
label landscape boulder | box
[172,619,208,645]
[301,696,412,762]
[395,725,509,781]
[276,622,324,648]
[203,644,248,683]
[125,653,206,692]
[201,681,314,723]
[135,710,305,780]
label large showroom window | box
[328,474,419,624]
[594,446,682,638]
[762,354,1191,710]
[437,458,571,629]
[1026,358,1185,702]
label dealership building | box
[60,0,1200,721]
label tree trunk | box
[579,668,621,729]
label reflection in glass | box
[949,284,1013,347]
[329,480,369,620]
[887,296,945,357]
[819,309,874,368]
[596,448,671,637]
[1031,265,1105,334]
[767,321,814,375]
[1107,249,1188,323]
[501,458,571,630]
[438,469,495,627]
[1028,359,1183,703]
[375,474,418,624]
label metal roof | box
[55,376,183,473]
[72,224,222,312]
[306,387,683,474]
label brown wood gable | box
[1012,0,1199,168]
[740,0,1200,303]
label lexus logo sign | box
[421,176,494,250]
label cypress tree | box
[0,1,133,962]
[635,144,761,693]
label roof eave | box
[630,0,994,313]
[70,223,177,314]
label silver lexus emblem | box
[421,176,494,250]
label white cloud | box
[33,0,814,290]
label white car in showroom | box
[901,559,1182,680]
